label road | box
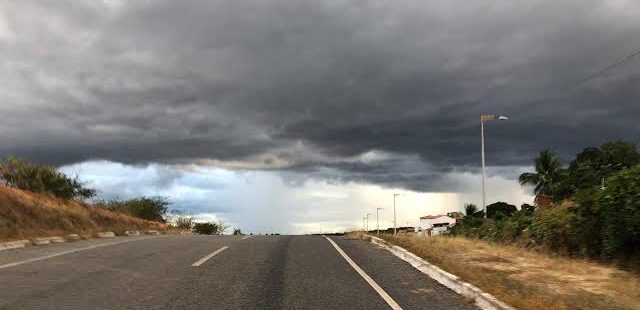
[0,235,478,310]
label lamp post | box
[362,217,366,231]
[393,193,400,235]
[376,207,384,234]
[480,114,509,218]
[366,213,372,232]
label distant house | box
[419,215,457,236]
[446,212,465,222]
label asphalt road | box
[0,235,478,310]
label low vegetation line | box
[375,234,640,310]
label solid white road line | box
[191,246,229,267]
[0,236,156,270]
[323,236,403,310]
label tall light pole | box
[481,114,509,218]
[393,193,400,235]
[362,217,366,231]
[376,207,384,234]
[366,213,372,232]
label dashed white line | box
[0,237,156,270]
[241,236,252,240]
[191,246,229,267]
[323,236,403,310]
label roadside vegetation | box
[0,185,169,241]
[193,221,228,235]
[451,140,640,270]
[0,156,234,239]
[363,140,640,309]
[379,234,640,310]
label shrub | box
[0,156,96,200]
[500,209,534,243]
[193,221,227,235]
[100,196,169,222]
[528,206,576,254]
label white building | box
[419,215,457,236]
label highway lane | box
[0,235,479,309]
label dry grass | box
[0,185,171,241]
[378,234,640,310]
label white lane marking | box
[241,236,252,240]
[0,237,156,270]
[323,236,403,310]
[191,246,229,267]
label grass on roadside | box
[0,185,170,241]
[376,234,640,310]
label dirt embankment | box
[0,185,170,241]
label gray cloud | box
[2,0,640,191]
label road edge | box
[363,234,515,310]
[0,230,170,252]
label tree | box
[595,164,640,258]
[233,229,243,235]
[486,201,517,220]
[600,140,640,176]
[556,141,640,200]
[519,149,563,198]
[520,203,536,214]
[464,203,478,217]
[0,156,96,200]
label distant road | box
[0,235,477,310]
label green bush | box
[528,206,576,254]
[100,196,169,222]
[596,165,640,258]
[0,156,96,200]
[193,221,227,235]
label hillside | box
[0,185,169,242]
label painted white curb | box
[0,240,30,251]
[44,236,66,243]
[1,229,164,251]
[66,234,82,241]
[364,235,515,310]
[31,238,51,245]
[97,232,116,238]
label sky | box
[2,0,639,233]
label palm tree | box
[519,149,563,198]
[464,203,478,216]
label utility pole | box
[393,193,400,235]
[480,115,509,218]
[376,207,384,234]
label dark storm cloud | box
[2,0,640,190]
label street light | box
[366,213,372,232]
[393,193,401,235]
[362,217,366,231]
[376,207,384,234]
[480,114,509,218]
